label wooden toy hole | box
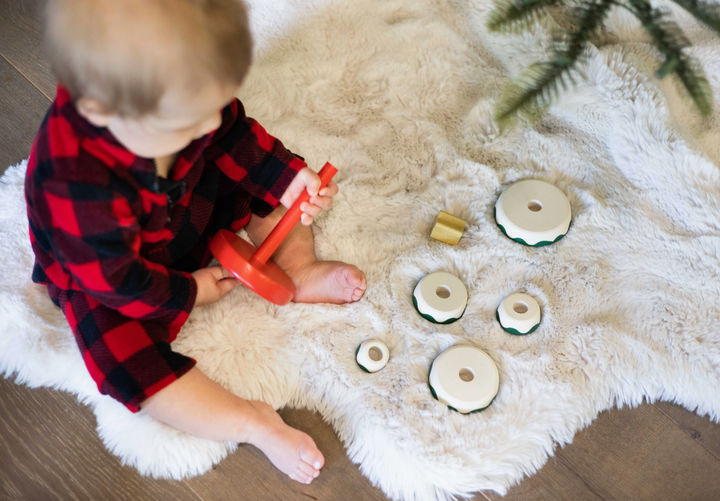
[513,301,529,314]
[435,286,451,299]
[368,347,383,362]
[459,368,474,382]
[527,200,543,212]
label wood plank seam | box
[180,480,207,501]
[0,52,52,102]
[652,403,720,462]
[478,491,494,501]
[555,455,609,501]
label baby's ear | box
[76,97,113,127]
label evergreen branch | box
[625,0,713,115]
[668,0,720,34]
[565,0,616,55]
[487,0,564,33]
[673,56,713,116]
[625,0,691,57]
[494,0,615,123]
[494,62,574,122]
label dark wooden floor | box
[1,1,720,500]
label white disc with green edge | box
[413,272,467,324]
[429,345,499,413]
[497,292,541,335]
[356,339,389,373]
[495,180,571,246]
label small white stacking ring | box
[497,292,541,335]
[413,272,468,324]
[495,179,571,246]
[429,345,499,413]
[355,340,390,373]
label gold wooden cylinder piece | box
[430,211,466,245]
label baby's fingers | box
[300,213,314,225]
[309,195,333,209]
[217,277,240,296]
[318,181,338,197]
[209,266,239,292]
[300,201,323,218]
[202,266,229,281]
[299,168,321,197]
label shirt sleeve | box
[208,99,307,217]
[28,175,197,330]
[63,290,197,413]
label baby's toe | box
[347,267,366,289]
[351,287,365,302]
[290,470,313,484]
[297,459,319,478]
[299,441,324,470]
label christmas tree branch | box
[488,0,565,33]
[668,0,720,34]
[494,0,615,122]
[489,0,719,123]
[625,0,713,115]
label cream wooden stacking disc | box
[429,345,499,413]
[497,292,541,335]
[413,272,468,324]
[495,179,571,246]
[356,340,390,373]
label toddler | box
[25,0,366,484]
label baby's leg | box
[142,368,323,484]
[245,208,366,303]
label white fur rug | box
[3,0,720,499]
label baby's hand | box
[192,266,240,307]
[279,167,338,225]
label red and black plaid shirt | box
[25,86,305,411]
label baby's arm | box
[208,100,340,223]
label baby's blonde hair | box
[45,0,253,116]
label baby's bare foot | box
[246,401,325,484]
[287,260,366,304]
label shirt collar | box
[55,85,212,191]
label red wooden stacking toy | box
[209,162,338,305]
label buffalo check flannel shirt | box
[25,86,306,411]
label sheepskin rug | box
[2,0,720,499]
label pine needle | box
[494,62,573,123]
[669,0,720,33]
[487,0,564,33]
[494,0,615,123]
[626,0,713,116]
[673,56,713,116]
[489,0,720,123]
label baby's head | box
[46,0,253,158]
